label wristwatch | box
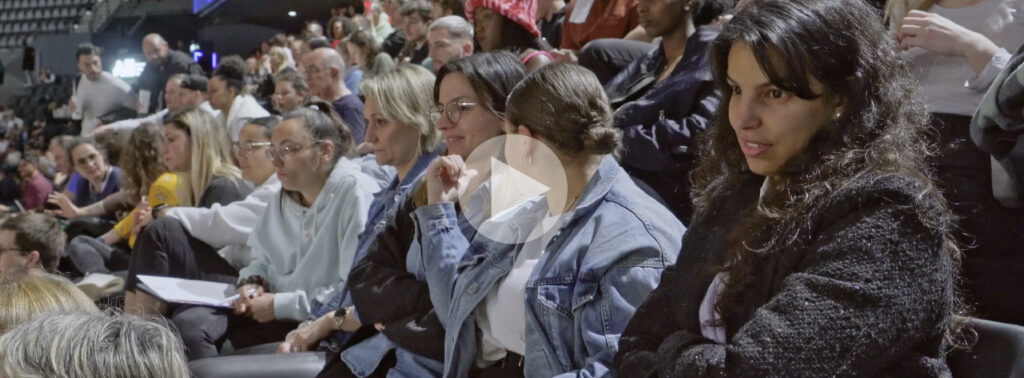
[152,203,168,218]
[332,307,349,329]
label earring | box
[833,112,842,120]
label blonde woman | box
[888,0,1024,325]
[123,108,252,315]
[0,272,98,335]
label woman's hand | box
[896,10,1000,74]
[425,155,477,205]
[247,293,277,323]
[277,315,334,353]
[231,284,265,316]
[45,192,81,218]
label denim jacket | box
[310,153,437,351]
[413,156,685,377]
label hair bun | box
[213,55,247,82]
[581,124,621,155]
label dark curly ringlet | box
[506,63,620,156]
[695,0,969,348]
[434,51,526,121]
[211,55,247,93]
[121,123,167,200]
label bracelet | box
[237,275,270,292]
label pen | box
[218,288,257,305]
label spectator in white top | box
[209,55,271,142]
[71,43,136,136]
[889,0,1024,325]
[93,74,219,136]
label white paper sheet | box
[136,275,237,308]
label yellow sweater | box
[113,173,180,247]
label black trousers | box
[578,38,652,85]
[171,305,297,361]
[931,113,1024,326]
[125,217,239,292]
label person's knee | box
[134,217,185,254]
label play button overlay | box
[458,134,570,245]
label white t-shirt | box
[906,0,1024,116]
[75,72,134,135]
[475,210,567,363]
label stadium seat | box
[948,318,1024,378]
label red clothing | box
[560,0,639,51]
[21,173,52,210]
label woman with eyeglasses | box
[414,63,683,377]
[299,52,525,377]
[45,137,125,220]
[170,102,383,361]
[121,109,254,315]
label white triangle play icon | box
[489,157,550,219]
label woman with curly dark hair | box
[614,0,967,376]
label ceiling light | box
[287,11,297,17]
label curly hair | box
[692,0,969,348]
[120,123,167,201]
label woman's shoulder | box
[812,172,948,234]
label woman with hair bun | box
[415,63,684,377]
[210,55,271,142]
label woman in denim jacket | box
[414,63,685,377]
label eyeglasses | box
[265,141,323,162]
[305,65,330,76]
[431,100,478,124]
[232,141,271,156]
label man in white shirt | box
[70,43,136,136]
[93,74,219,136]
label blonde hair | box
[269,46,294,72]
[0,312,189,378]
[166,109,242,204]
[884,0,936,29]
[359,64,441,153]
[0,273,98,335]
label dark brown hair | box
[0,213,65,272]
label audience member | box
[64,124,177,275]
[328,16,360,49]
[346,30,398,77]
[382,0,412,57]
[467,0,553,72]
[537,0,566,48]
[370,2,396,42]
[971,45,1024,205]
[123,116,281,315]
[0,213,65,274]
[47,135,79,195]
[16,152,52,211]
[427,16,475,72]
[398,1,435,65]
[616,0,965,375]
[304,47,368,144]
[71,43,135,136]
[318,51,526,377]
[889,0,1024,326]
[45,138,124,222]
[0,273,98,335]
[414,62,682,377]
[555,0,639,54]
[210,55,271,142]
[0,312,190,378]
[97,74,219,136]
[137,33,205,114]
[258,46,299,101]
[272,71,313,114]
[171,104,380,360]
[605,0,728,222]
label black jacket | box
[604,26,721,222]
[135,50,204,114]
[347,193,445,361]
[615,173,956,377]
